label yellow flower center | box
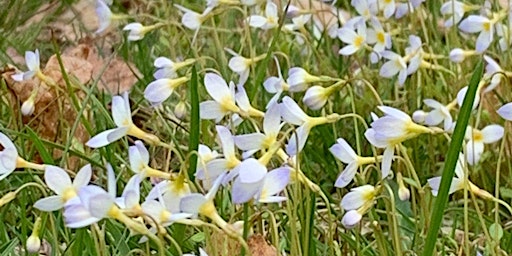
[482,22,491,32]
[354,36,364,47]
[472,130,483,142]
[62,187,77,202]
[377,32,385,44]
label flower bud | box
[21,98,35,116]
[303,86,329,110]
[27,216,42,253]
[174,101,187,120]
[412,110,426,123]
[26,235,41,253]
[398,186,410,201]
[0,191,17,207]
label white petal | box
[144,79,174,105]
[88,193,115,219]
[339,45,359,56]
[260,167,290,197]
[286,124,311,156]
[112,93,132,127]
[154,57,174,68]
[247,15,267,28]
[237,158,267,183]
[234,133,265,151]
[481,125,504,143]
[342,210,362,229]
[199,101,225,121]
[229,56,249,73]
[204,73,231,103]
[216,125,236,159]
[498,103,512,120]
[378,106,411,121]
[34,196,64,212]
[458,15,487,33]
[466,140,484,165]
[25,50,39,71]
[180,194,206,214]
[329,138,358,163]
[334,162,358,188]
[182,12,202,30]
[263,103,281,135]
[45,165,72,195]
[73,164,92,188]
[381,146,394,178]
[280,96,308,125]
[86,127,129,148]
[231,177,264,204]
[265,2,278,18]
[338,28,358,44]
[475,30,492,53]
[64,205,99,228]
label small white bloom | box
[34,165,92,212]
[464,125,503,165]
[379,51,408,85]
[338,21,367,56]
[340,185,376,211]
[246,2,279,30]
[199,73,239,122]
[144,77,189,106]
[458,15,494,53]
[11,49,40,81]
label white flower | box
[11,49,40,81]
[123,23,145,41]
[286,67,324,92]
[153,57,195,79]
[280,96,341,156]
[366,17,392,53]
[441,0,468,27]
[351,0,378,21]
[379,0,396,19]
[341,185,376,211]
[303,86,331,110]
[86,92,160,148]
[379,51,408,85]
[422,99,453,131]
[449,48,476,63]
[234,103,281,157]
[263,58,289,109]
[174,4,205,30]
[34,165,92,212]
[246,2,279,30]
[458,15,494,53]
[195,126,241,186]
[483,55,504,92]
[235,84,264,118]
[464,125,503,165]
[0,132,45,180]
[144,77,189,106]
[26,235,41,253]
[256,167,291,203]
[338,21,367,56]
[129,140,171,179]
[365,106,432,177]
[329,138,379,188]
[428,154,466,196]
[199,73,239,122]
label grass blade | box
[188,66,199,182]
[422,60,484,255]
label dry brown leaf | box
[66,43,140,94]
[248,234,277,256]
